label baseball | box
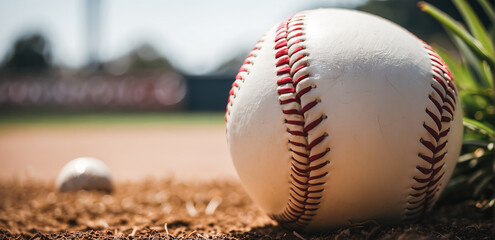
[56,157,113,192]
[225,8,462,231]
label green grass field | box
[0,111,225,127]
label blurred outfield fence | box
[0,73,233,112]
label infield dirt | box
[0,124,493,239]
[0,179,493,239]
[0,124,236,182]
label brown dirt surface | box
[0,179,493,240]
[0,122,493,239]
[0,124,236,182]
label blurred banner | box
[0,72,237,112]
[0,72,187,111]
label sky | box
[0,0,368,74]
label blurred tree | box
[104,43,174,75]
[1,33,52,73]
[130,44,173,70]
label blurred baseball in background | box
[56,157,113,192]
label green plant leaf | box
[481,61,494,88]
[418,1,494,69]
[453,0,493,55]
[461,89,493,98]
[463,117,494,138]
[462,140,490,148]
[477,0,495,24]
[473,175,493,197]
[447,26,492,88]
[458,152,476,163]
[458,152,486,163]
[468,169,488,185]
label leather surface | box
[226,8,463,231]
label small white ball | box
[56,157,113,192]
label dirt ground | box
[0,124,493,239]
[0,179,493,240]
[0,124,236,182]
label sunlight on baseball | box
[225,8,462,231]
[56,157,113,192]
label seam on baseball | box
[225,40,264,122]
[270,13,330,228]
[405,40,458,220]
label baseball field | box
[0,112,492,239]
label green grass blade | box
[462,140,490,148]
[453,0,493,55]
[468,169,488,185]
[460,89,493,97]
[473,175,493,197]
[448,31,492,88]
[481,61,494,88]
[432,45,480,91]
[477,0,495,24]
[463,117,494,138]
[418,1,494,68]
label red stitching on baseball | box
[283,109,302,115]
[290,183,307,193]
[296,86,313,99]
[431,85,444,99]
[406,40,458,220]
[290,149,309,158]
[445,98,455,111]
[304,117,324,132]
[270,14,330,227]
[290,194,320,205]
[280,98,299,105]
[290,46,305,56]
[225,40,264,122]
[275,40,288,49]
[291,32,304,38]
[286,120,305,126]
[277,76,293,85]
[291,158,307,167]
[291,164,307,173]
[290,176,309,186]
[277,66,292,75]
[443,106,454,116]
[439,128,450,138]
[301,101,318,114]
[309,172,328,180]
[307,133,328,150]
[278,87,296,94]
[308,149,329,162]
[277,57,290,67]
[287,130,307,136]
[428,95,442,113]
[423,123,439,140]
[293,74,309,87]
[292,169,308,177]
[276,48,289,58]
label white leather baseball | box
[225,8,462,231]
[56,157,113,192]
